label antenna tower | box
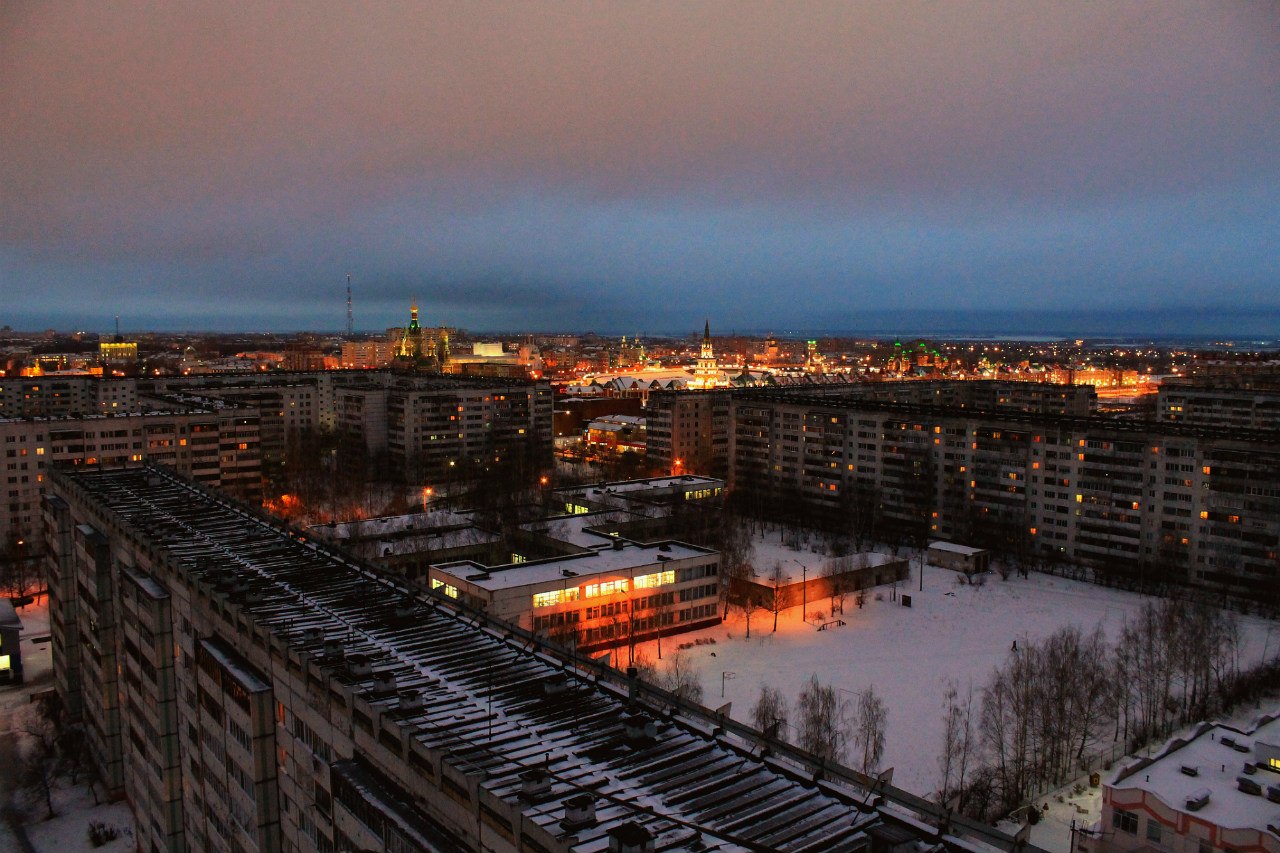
[346,274,354,336]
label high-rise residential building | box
[1,407,261,548]
[729,386,1280,603]
[44,465,1025,853]
[643,389,732,477]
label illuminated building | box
[689,320,727,389]
[1,407,261,549]
[429,536,720,652]
[398,299,424,358]
[643,389,732,477]
[98,339,138,365]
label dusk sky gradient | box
[2,2,1278,335]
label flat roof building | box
[1087,709,1280,853]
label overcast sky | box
[2,2,1277,335]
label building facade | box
[730,389,1280,602]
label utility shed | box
[926,541,990,575]
[0,598,23,684]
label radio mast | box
[346,274,353,336]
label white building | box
[1087,710,1280,853]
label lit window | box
[634,570,675,589]
[532,588,578,608]
[430,579,458,599]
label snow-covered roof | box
[311,509,477,540]
[0,599,21,631]
[434,540,714,592]
[1110,711,1280,834]
[927,541,987,556]
[520,512,632,550]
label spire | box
[703,319,710,342]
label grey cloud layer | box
[1,2,1276,330]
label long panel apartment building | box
[731,388,1280,602]
[44,465,1027,853]
[2,407,261,548]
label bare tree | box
[16,702,60,820]
[751,684,790,743]
[661,649,704,704]
[796,674,849,765]
[768,561,787,633]
[717,515,755,619]
[938,680,975,807]
[853,685,888,776]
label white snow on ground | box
[633,566,1278,845]
[24,780,134,853]
[0,596,135,851]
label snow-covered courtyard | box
[633,565,1278,806]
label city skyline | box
[2,3,1278,333]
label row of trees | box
[750,677,888,776]
[937,597,1246,820]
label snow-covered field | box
[634,566,1278,804]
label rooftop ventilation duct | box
[393,599,416,619]
[1185,789,1210,811]
[519,767,552,802]
[1238,776,1262,795]
[623,712,656,745]
[543,674,568,697]
[397,690,424,713]
[347,654,373,678]
[560,793,597,831]
[608,822,655,853]
[372,671,397,693]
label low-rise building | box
[927,542,992,575]
[1088,710,1280,853]
[430,537,721,652]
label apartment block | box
[2,408,261,548]
[46,465,1025,853]
[643,389,732,477]
[730,390,1280,601]
[1159,377,1280,430]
